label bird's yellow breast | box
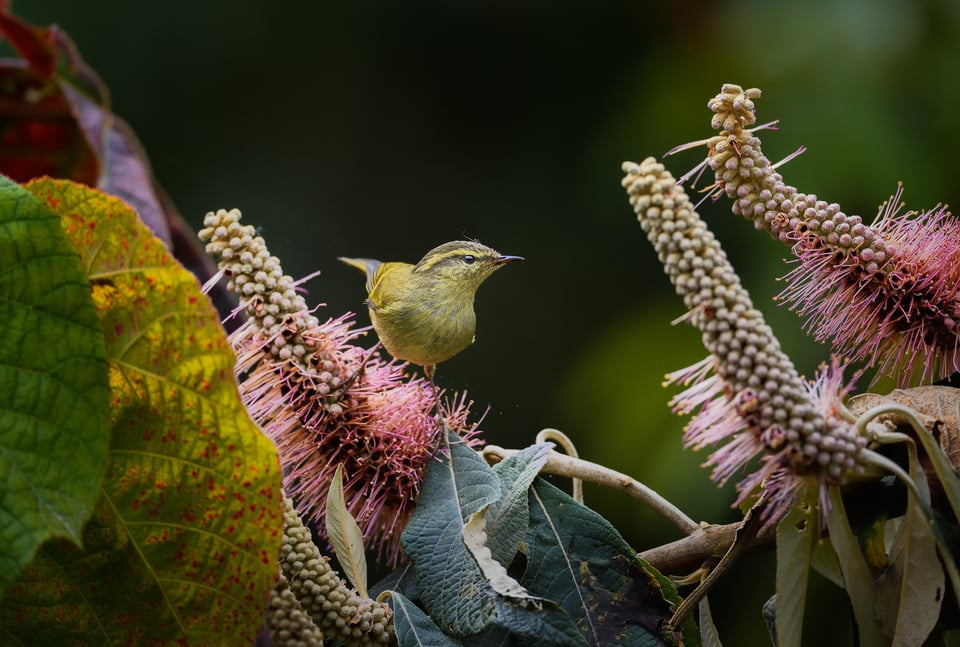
[367,264,477,367]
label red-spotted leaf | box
[0,175,109,597]
[2,179,283,646]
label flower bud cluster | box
[280,496,394,646]
[699,84,960,385]
[622,157,866,519]
[265,570,326,646]
[198,208,361,415]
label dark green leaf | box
[391,591,462,647]
[488,442,552,566]
[371,563,419,602]
[401,432,586,646]
[401,430,502,636]
[524,478,676,647]
[0,176,109,596]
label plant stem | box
[482,444,700,534]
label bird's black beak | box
[493,254,524,265]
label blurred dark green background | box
[22,0,960,642]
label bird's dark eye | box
[462,255,476,265]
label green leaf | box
[327,464,369,598]
[401,429,503,636]
[401,431,586,646]
[3,180,283,646]
[874,442,944,645]
[370,563,419,602]
[0,175,109,597]
[809,537,844,589]
[825,486,884,647]
[895,405,960,586]
[524,478,678,647]
[488,442,552,565]
[774,496,816,647]
[493,599,592,647]
[390,591,462,647]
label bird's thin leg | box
[338,341,382,395]
[425,364,448,422]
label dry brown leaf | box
[849,386,960,468]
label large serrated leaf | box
[2,180,283,646]
[488,442,552,565]
[401,432,586,646]
[401,430,507,636]
[391,591,462,647]
[524,478,678,647]
[0,175,109,596]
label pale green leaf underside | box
[327,464,369,598]
[775,496,815,647]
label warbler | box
[339,240,523,379]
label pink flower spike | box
[623,156,867,526]
[198,208,483,566]
[699,83,960,386]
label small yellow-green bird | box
[339,240,523,379]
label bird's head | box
[413,240,523,292]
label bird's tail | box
[338,256,382,292]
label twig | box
[667,499,767,631]
[482,444,700,535]
[535,428,583,503]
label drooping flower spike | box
[198,208,481,566]
[622,158,867,522]
[678,83,960,386]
